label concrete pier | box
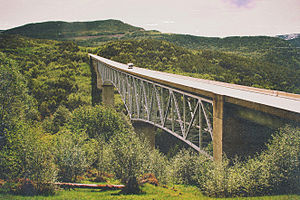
[133,122,156,148]
[102,83,114,107]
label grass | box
[0,184,299,200]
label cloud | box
[224,0,256,8]
[146,23,158,27]
[163,20,175,24]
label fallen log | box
[54,182,125,190]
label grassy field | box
[0,184,299,200]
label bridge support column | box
[94,63,103,89]
[133,122,155,148]
[102,83,114,106]
[213,95,224,162]
[90,57,102,105]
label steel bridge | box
[89,54,300,161]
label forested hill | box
[96,39,300,93]
[2,20,299,94]
[129,33,294,52]
[277,33,300,47]
[3,19,297,52]
[3,19,144,40]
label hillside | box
[2,20,300,94]
[96,39,300,93]
[79,30,294,53]
[101,31,293,52]
[277,33,300,40]
[0,34,90,118]
[289,37,300,47]
[277,33,300,47]
[3,19,296,52]
[3,19,144,40]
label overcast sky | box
[1,0,300,37]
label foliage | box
[68,105,131,140]
[105,131,168,193]
[54,129,97,182]
[167,126,300,197]
[168,149,211,185]
[0,53,38,134]
[43,105,72,134]
[4,20,143,40]
[0,122,57,195]
[142,149,169,185]
[197,125,300,197]
[0,34,90,118]
[96,39,300,93]
[108,132,149,191]
[94,136,114,176]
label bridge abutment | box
[133,122,156,148]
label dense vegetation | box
[0,34,90,118]
[4,19,143,40]
[4,19,299,49]
[5,20,300,93]
[96,39,300,93]
[1,22,300,199]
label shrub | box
[94,135,114,176]
[54,129,97,182]
[195,125,300,197]
[142,149,169,185]
[256,125,300,194]
[108,131,169,193]
[0,123,57,195]
[109,132,149,183]
[51,105,72,133]
[169,149,210,185]
[68,105,132,140]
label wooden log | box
[54,182,124,190]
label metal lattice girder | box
[97,61,213,158]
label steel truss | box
[97,61,214,158]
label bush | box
[109,132,149,183]
[54,129,97,182]
[108,131,169,193]
[94,136,114,176]
[168,149,211,185]
[142,149,169,185]
[194,125,300,197]
[0,122,57,195]
[255,125,300,194]
[42,105,72,134]
[68,105,131,140]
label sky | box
[1,0,300,37]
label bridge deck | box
[90,54,300,118]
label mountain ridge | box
[277,33,300,40]
[3,19,299,49]
[3,19,144,40]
